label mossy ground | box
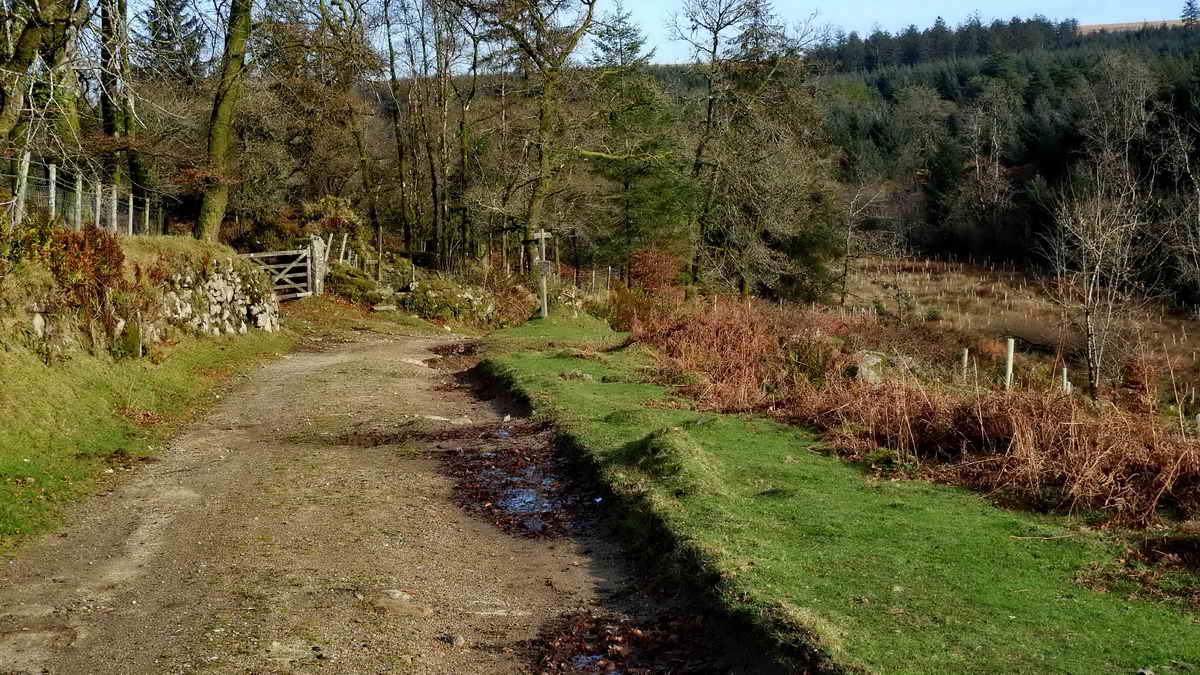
[484,315,1200,674]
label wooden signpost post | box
[532,229,553,319]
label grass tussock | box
[621,292,1200,525]
[619,426,724,497]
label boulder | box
[845,351,885,384]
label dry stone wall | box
[9,252,279,360]
[160,258,280,338]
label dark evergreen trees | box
[133,0,204,83]
[587,2,693,272]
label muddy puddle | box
[426,342,481,371]
[426,343,756,674]
[434,421,590,538]
[525,611,728,674]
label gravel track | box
[0,334,637,674]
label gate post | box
[308,235,327,296]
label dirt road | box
[0,333,640,674]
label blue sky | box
[604,0,1182,63]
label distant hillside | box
[1078,19,1183,34]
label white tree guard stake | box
[1005,338,1015,390]
[532,229,553,319]
[961,348,969,381]
[1062,367,1069,392]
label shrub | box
[0,209,58,279]
[47,225,127,309]
[327,263,378,305]
[628,249,681,292]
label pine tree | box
[587,4,692,269]
[134,0,204,83]
[588,0,654,70]
[1185,0,1200,27]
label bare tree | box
[462,0,597,275]
[1044,54,1161,398]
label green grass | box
[481,309,624,352]
[0,329,294,549]
[484,316,1200,674]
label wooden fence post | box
[74,173,82,230]
[109,184,118,233]
[94,181,102,229]
[1004,338,1015,391]
[126,191,133,235]
[961,348,969,381]
[13,150,30,225]
[142,196,150,234]
[47,163,56,216]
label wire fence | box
[2,160,165,235]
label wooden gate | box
[243,248,313,300]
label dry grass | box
[1078,20,1182,34]
[618,285,1200,525]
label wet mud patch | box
[339,420,546,448]
[435,423,592,538]
[525,611,729,674]
[1140,535,1200,573]
[426,342,480,371]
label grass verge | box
[0,328,294,550]
[483,315,1200,674]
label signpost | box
[532,229,553,319]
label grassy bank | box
[0,330,294,548]
[484,315,1200,674]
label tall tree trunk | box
[350,111,381,281]
[100,0,126,183]
[0,23,45,143]
[46,17,82,144]
[119,0,150,199]
[382,0,412,255]
[195,0,251,242]
[524,73,557,276]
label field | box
[1078,19,1183,34]
[484,313,1200,673]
